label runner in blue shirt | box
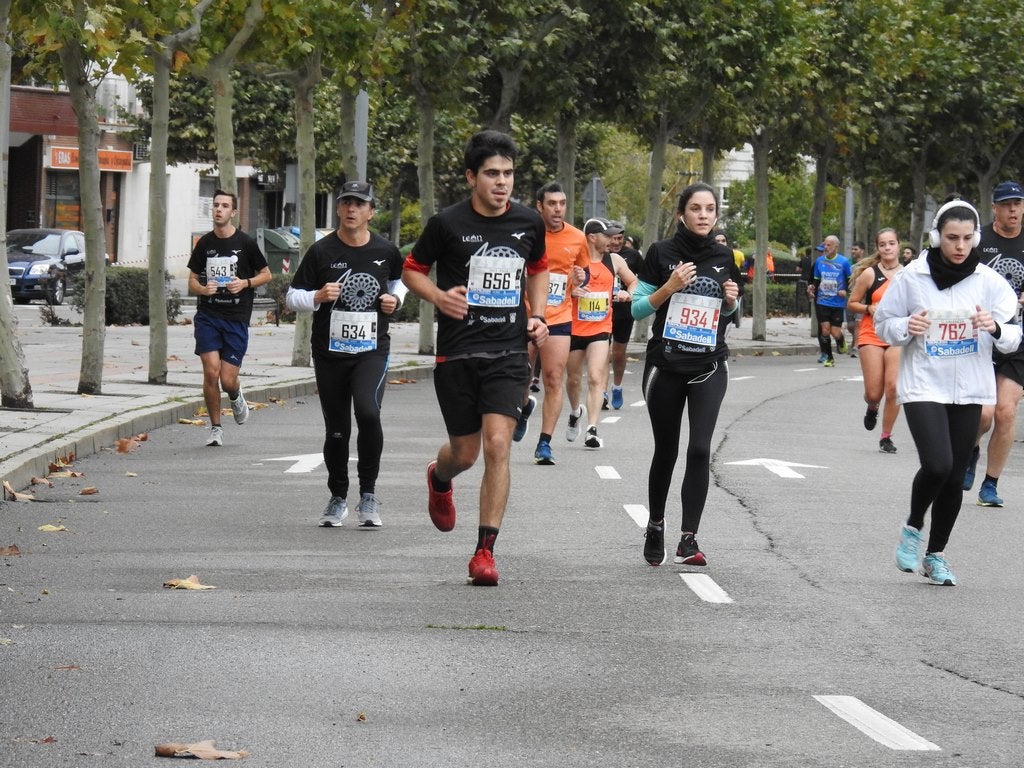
[807,235,852,367]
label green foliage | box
[68,268,182,326]
[723,172,843,250]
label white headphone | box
[928,199,981,249]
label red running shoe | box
[426,461,456,532]
[468,548,499,586]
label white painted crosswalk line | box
[679,573,733,603]
[595,465,620,480]
[813,695,940,751]
[623,504,648,526]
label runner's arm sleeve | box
[285,286,317,313]
[631,279,658,320]
[387,278,409,310]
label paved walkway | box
[1,306,817,494]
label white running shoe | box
[319,496,348,527]
[230,391,249,425]
[206,425,224,447]
[356,493,383,528]
[566,405,587,442]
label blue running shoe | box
[977,479,1004,507]
[816,353,828,364]
[611,386,624,410]
[921,553,957,586]
[534,439,554,465]
[962,446,980,491]
[895,525,922,572]
[513,395,536,443]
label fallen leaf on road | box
[387,378,417,385]
[30,477,53,487]
[0,637,14,645]
[38,524,67,532]
[167,354,182,361]
[126,472,138,477]
[357,712,366,722]
[116,438,140,453]
[178,418,206,426]
[1,545,21,556]
[48,453,75,471]
[268,396,283,403]
[79,487,99,496]
[33,736,56,744]
[55,664,81,671]
[3,481,36,502]
[163,575,216,590]
[154,739,248,759]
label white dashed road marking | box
[679,573,733,603]
[601,416,621,424]
[595,465,620,480]
[730,376,754,381]
[623,504,648,526]
[814,695,940,751]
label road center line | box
[679,573,733,603]
[595,465,620,480]
[622,504,647,526]
[813,695,940,751]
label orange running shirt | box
[541,223,589,326]
[571,253,615,338]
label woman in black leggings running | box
[874,199,1020,585]
[631,183,740,567]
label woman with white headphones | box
[874,199,1021,586]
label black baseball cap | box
[337,181,374,202]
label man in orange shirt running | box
[514,181,589,464]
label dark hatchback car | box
[7,228,86,305]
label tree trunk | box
[338,85,358,184]
[489,64,522,134]
[415,87,436,355]
[289,51,321,368]
[642,113,670,257]
[809,152,829,253]
[910,151,929,252]
[57,41,106,394]
[555,111,577,221]
[0,0,33,408]
[208,63,237,195]
[751,131,771,342]
[147,49,171,384]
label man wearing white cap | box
[963,180,1024,506]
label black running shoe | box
[879,437,897,454]
[674,533,706,566]
[644,523,666,566]
[864,407,878,431]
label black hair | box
[677,182,719,213]
[464,130,518,175]
[535,181,563,204]
[213,189,238,209]
[853,240,866,249]
[936,202,978,232]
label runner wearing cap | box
[285,181,406,528]
[564,217,637,449]
[962,180,1024,507]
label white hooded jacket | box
[874,254,1021,405]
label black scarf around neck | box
[926,247,979,290]
[674,222,718,263]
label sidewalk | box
[0,308,816,495]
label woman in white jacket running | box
[874,199,1021,586]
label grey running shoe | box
[206,425,224,447]
[230,391,249,424]
[319,496,348,527]
[356,493,383,528]
[566,405,587,442]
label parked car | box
[7,228,86,305]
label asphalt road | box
[2,354,1022,766]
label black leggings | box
[313,352,389,498]
[642,360,729,533]
[902,401,981,553]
